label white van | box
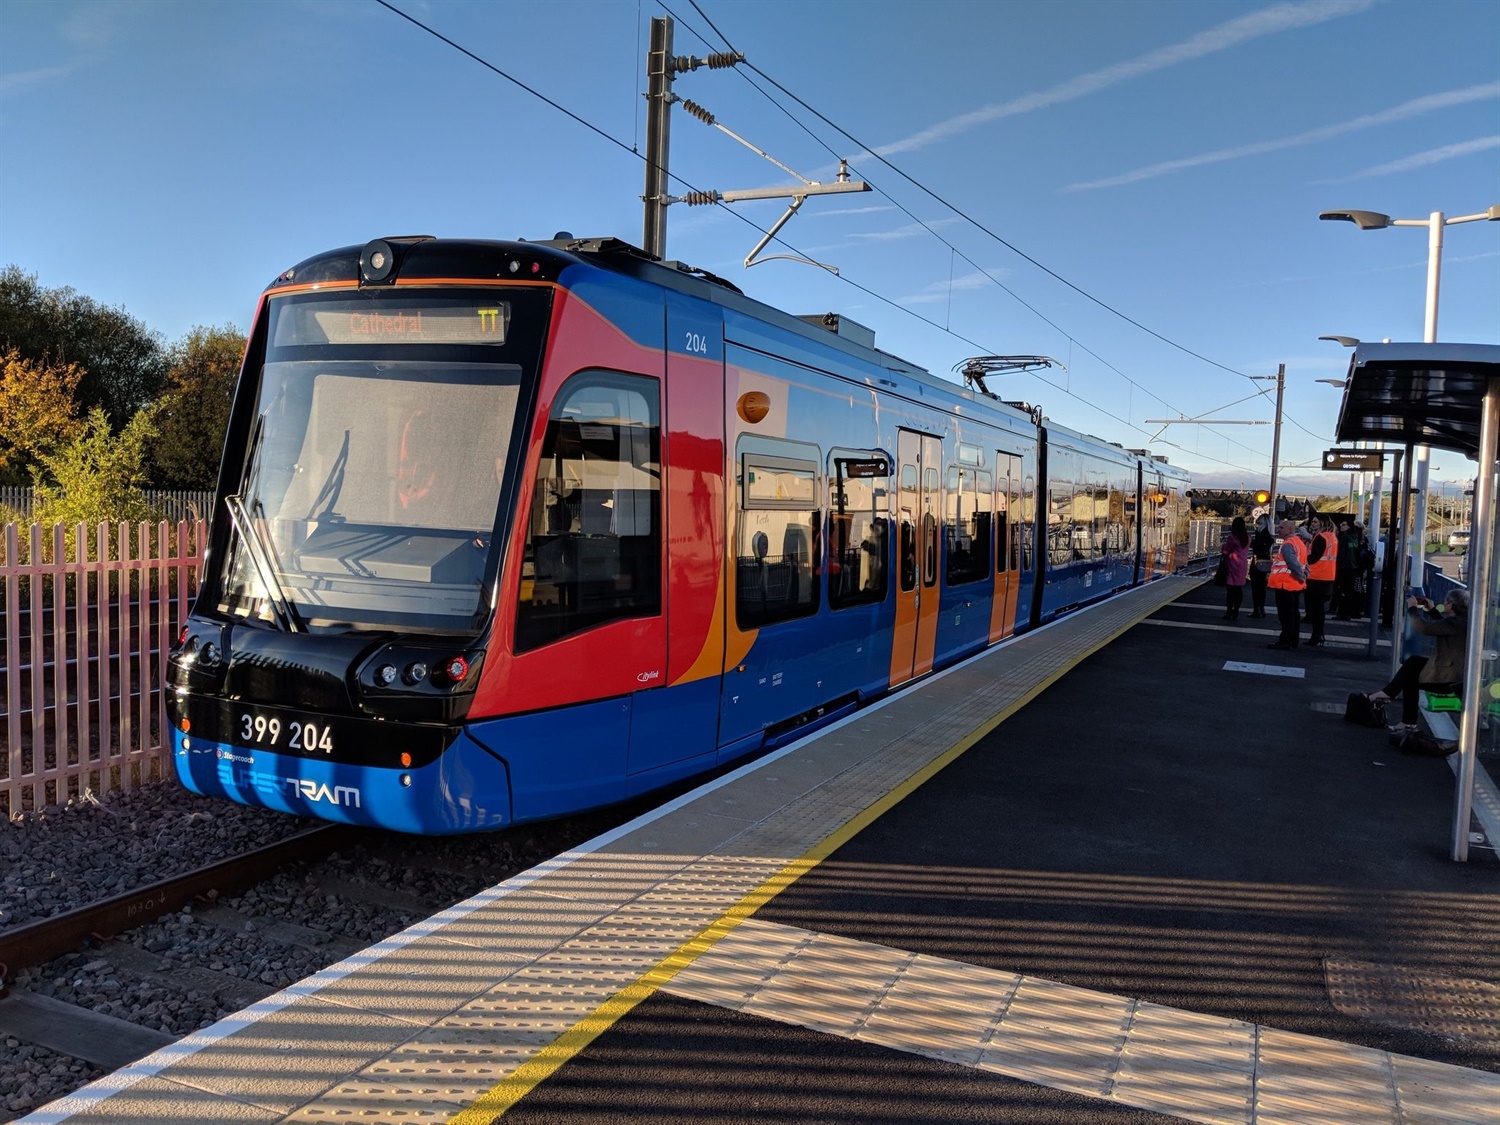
[1448,528,1471,553]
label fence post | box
[4,525,19,816]
[74,522,94,790]
[96,522,113,788]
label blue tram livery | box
[166,235,1191,834]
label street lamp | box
[1319,203,1500,581]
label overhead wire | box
[669,1,1304,465]
[372,0,1274,475]
[682,1,1336,456]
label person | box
[1333,517,1363,620]
[1366,589,1470,735]
[1303,513,1338,646]
[1266,518,1307,650]
[1248,514,1274,618]
[1220,516,1250,620]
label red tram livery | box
[167,235,1191,833]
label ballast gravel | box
[1,779,641,1122]
[2,783,319,931]
[3,783,318,1119]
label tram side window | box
[945,465,992,586]
[737,452,820,629]
[898,463,919,592]
[995,475,1010,574]
[515,372,661,653]
[1019,475,1035,572]
[828,453,889,609]
[1048,475,1077,566]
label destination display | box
[1322,448,1384,472]
[271,296,511,346]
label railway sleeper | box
[88,939,268,1011]
[189,903,367,961]
[311,875,435,917]
[0,988,175,1071]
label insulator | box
[680,190,721,207]
[680,98,715,125]
[705,51,743,69]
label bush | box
[31,405,160,530]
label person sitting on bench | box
[1366,589,1469,736]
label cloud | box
[808,205,897,219]
[1,1,131,99]
[1064,81,1500,192]
[1313,135,1500,182]
[901,269,1011,305]
[849,219,961,242]
[0,63,79,97]
[873,0,1373,158]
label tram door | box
[990,451,1024,639]
[891,429,942,686]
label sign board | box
[1322,449,1384,472]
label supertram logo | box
[244,769,363,809]
[186,735,364,809]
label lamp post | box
[1319,204,1500,584]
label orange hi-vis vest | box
[1308,529,1338,581]
[1268,535,1307,592]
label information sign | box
[1322,449,1384,472]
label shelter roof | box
[1335,343,1500,459]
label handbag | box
[1254,558,1272,573]
[1212,556,1227,586]
[1344,692,1385,728]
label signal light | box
[442,656,469,684]
[1254,490,1272,505]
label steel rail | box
[0,824,361,991]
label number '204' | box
[684,331,710,355]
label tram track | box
[0,790,645,1121]
[0,824,358,990]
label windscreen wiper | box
[225,494,304,633]
[307,429,350,522]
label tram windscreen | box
[219,294,526,632]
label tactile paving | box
[59,579,1500,1125]
[1325,956,1500,1043]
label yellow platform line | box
[449,579,1195,1123]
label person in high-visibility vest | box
[1266,518,1308,650]
[1303,513,1339,646]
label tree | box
[0,265,167,429]
[0,349,85,484]
[31,405,161,529]
[147,324,245,489]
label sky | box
[2,0,1497,496]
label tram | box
[166,234,1191,833]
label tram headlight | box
[375,663,399,687]
[360,239,397,284]
[403,662,429,686]
[441,656,469,685]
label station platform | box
[24,577,1500,1124]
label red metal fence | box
[1,521,207,817]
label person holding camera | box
[1364,589,1470,735]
